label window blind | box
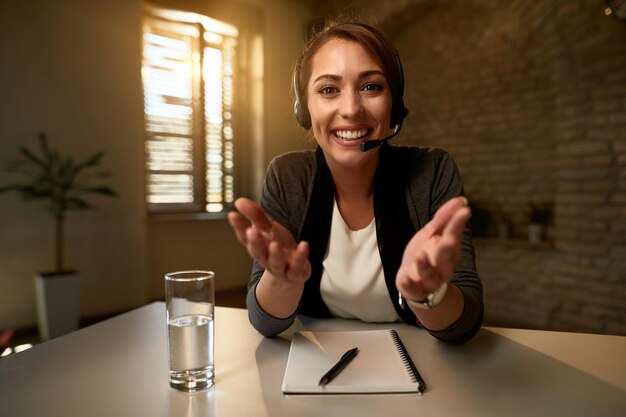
[142,12,238,213]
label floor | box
[1,286,247,356]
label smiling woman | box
[228,21,483,344]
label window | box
[142,6,240,214]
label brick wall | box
[314,0,626,335]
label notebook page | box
[282,329,421,394]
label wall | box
[0,0,312,328]
[314,0,626,334]
[0,0,148,327]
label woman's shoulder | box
[268,149,317,174]
[261,150,317,232]
[263,150,317,197]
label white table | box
[0,302,624,416]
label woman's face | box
[307,38,393,170]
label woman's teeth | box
[335,129,368,140]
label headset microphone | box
[359,120,404,152]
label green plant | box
[0,132,117,273]
[527,202,552,225]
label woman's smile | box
[334,128,369,140]
[331,127,373,146]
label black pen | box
[318,347,359,386]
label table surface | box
[1,302,624,417]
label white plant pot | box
[34,271,80,341]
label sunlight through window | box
[142,7,238,212]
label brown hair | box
[293,21,406,129]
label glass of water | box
[165,270,215,392]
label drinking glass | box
[165,270,215,392]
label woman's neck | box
[326,152,378,195]
[326,156,378,230]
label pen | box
[318,347,359,386]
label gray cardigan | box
[246,144,483,343]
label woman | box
[228,21,483,343]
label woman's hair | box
[293,21,406,129]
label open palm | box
[228,198,311,284]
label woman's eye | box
[362,83,382,92]
[318,85,338,95]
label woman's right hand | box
[228,198,311,284]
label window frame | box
[142,5,250,219]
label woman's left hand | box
[396,196,471,303]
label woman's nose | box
[338,90,363,119]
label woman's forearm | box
[255,270,305,319]
[410,283,465,331]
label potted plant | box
[526,202,552,243]
[0,132,116,340]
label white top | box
[320,200,400,322]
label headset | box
[293,52,409,151]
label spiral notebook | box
[281,329,425,394]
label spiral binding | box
[389,329,426,392]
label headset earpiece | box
[389,54,408,129]
[293,68,311,129]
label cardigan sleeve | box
[409,149,484,343]
[246,152,315,337]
